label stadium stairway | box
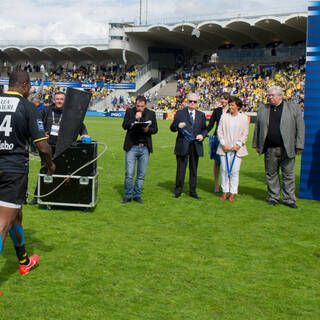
[157,80,178,97]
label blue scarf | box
[180,128,195,141]
[226,152,237,178]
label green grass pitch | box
[1,117,320,319]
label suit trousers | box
[264,147,296,204]
[174,142,198,195]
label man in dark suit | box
[170,93,207,199]
[121,95,158,204]
[252,86,305,208]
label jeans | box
[124,145,149,199]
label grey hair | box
[187,93,199,101]
[267,86,283,96]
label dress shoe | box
[29,198,38,205]
[284,202,298,209]
[229,194,236,202]
[190,193,200,200]
[267,199,277,206]
[133,197,144,204]
[220,193,229,201]
[172,193,181,198]
[120,198,131,204]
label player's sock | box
[9,224,24,246]
[9,225,30,265]
[15,245,30,265]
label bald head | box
[8,70,31,98]
[9,70,30,87]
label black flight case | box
[37,141,98,209]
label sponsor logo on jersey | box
[0,97,19,112]
[37,119,45,131]
[0,140,14,150]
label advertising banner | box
[299,1,320,201]
[109,111,126,118]
[0,79,136,90]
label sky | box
[0,0,307,43]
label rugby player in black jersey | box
[0,70,55,296]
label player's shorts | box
[0,171,28,208]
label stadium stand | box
[0,59,305,113]
[147,60,305,113]
[0,12,306,112]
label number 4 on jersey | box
[0,115,12,137]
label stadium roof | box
[0,12,307,65]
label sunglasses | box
[188,100,198,103]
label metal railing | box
[135,61,158,80]
[0,39,107,47]
[110,6,307,26]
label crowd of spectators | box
[26,63,138,109]
[2,60,305,113]
[1,63,138,83]
[150,60,305,113]
[47,64,138,83]
[21,63,137,108]
[28,84,112,109]
[82,60,306,112]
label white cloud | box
[0,0,307,42]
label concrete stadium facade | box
[0,12,307,67]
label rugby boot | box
[19,255,39,275]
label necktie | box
[189,111,194,125]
